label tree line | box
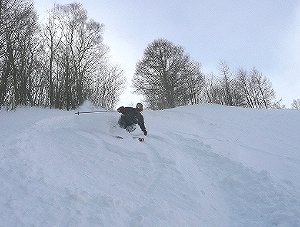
[133,39,299,110]
[0,0,125,110]
[1,1,298,111]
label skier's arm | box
[117,106,125,114]
[138,114,147,136]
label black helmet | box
[136,103,143,111]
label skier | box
[117,103,147,136]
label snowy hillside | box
[1,103,300,226]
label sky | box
[34,0,300,107]
[1,103,300,225]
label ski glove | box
[143,130,147,136]
[117,106,125,114]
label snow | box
[1,102,300,226]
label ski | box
[113,135,144,142]
[132,136,144,142]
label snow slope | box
[1,103,300,226]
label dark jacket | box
[117,106,147,132]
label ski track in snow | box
[1,105,300,226]
[168,132,300,226]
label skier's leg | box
[118,116,127,129]
[126,124,136,132]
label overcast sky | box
[35,0,300,107]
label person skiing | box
[117,103,147,136]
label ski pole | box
[75,110,113,115]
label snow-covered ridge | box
[1,104,300,226]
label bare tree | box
[0,0,38,109]
[179,61,204,105]
[133,38,204,110]
[38,6,64,107]
[202,73,218,104]
[235,68,256,108]
[291,99,300,109]
[202,64,282,109]
[90,65,125,110]
[40,3,117,110]
[218,61,234,106]
[249,68,276,108]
